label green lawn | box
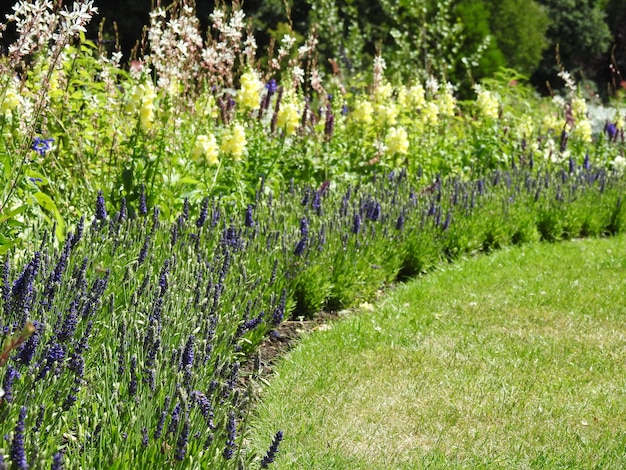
[249,235,626,469]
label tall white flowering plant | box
[0,0,98,253]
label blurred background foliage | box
[1,0,624,98]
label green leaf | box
[0,204,26,224]
[24,170,50,186]
[178,176,201,185]
[0,240,16,256]
[122,168,134,192]
[32,192,65,236]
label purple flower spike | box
[175,419,190,461]
[223,411,236,460]
[299,217,309,237]
[181,335,195,369]
[50,452,63,470]
[139,184,148,216]
[261,430,284,468]
[294,238,307,256]
[129,355,138,397]
[605,122,617,141]
[196,197,209,228]
[95,191,107,221]
[141,427,149,448]
[272,290,287,326]
[352,213,362,234]
[168,402,181,437]
[265,79,277,95]
[2,366,21,403]
[10,406,28,470]
[154,396,171,439]
[395,213,405,231]
[245,204,255,227]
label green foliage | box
[488,0,551,75]
[534,0,613,90]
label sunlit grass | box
[249,235,626,468]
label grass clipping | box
[250,235,626,469]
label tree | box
[532,0,613,93]
[486,0,550,76]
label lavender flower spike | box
[260,430,284,468]
[222,411,236,460]
[244,204,255,227]
[10,406,28,469]
[50,452,64,470]
[95,191,107,221]
[181,335,195,370]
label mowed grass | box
[249,235,626,469]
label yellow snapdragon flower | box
[221,123,247,160]
[352,99,373,124]
[541,113,564,134]
[375,102,398,126]
[437,85,456,117]
[571,96,587,119]
[125,81,157,131]
[375,82,394,102]
[192,134,219,166]
[276,98,300,136]
[572,119,592,143]
[408,83,426,109]
[517,115,535,139]
[475,87,499,120]
[385,126,409,155]
[1,87,20,115]
[140,82,157,131]
[238,70,263,111]
[422,102,439,127]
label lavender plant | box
[0,152,625,467]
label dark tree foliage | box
[532,0,613,94]
[0,0,621,97]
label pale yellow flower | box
[140,90,156,131]
[517,115,535,139]
[422,102,439,127]
[408,83,426,109]
[615,113,624,130]
[437,85,456,117]
[192,134,219,166]
[572,119,592,143]
[475,86,499,120]
[221,123,247,160]
[385,126,409,155]
[375,82,394,102]
[375,102,398,126]
[125,85,143,114]
[541,113,564,134]
[571,96,587,119]
[125,81,157,131]
[276,99,300,135]
[1,87,20,114]
[352,99,374,124]
[238,70,263,110]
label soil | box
[249,311,341,377]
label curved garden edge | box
[246,233,626,469]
